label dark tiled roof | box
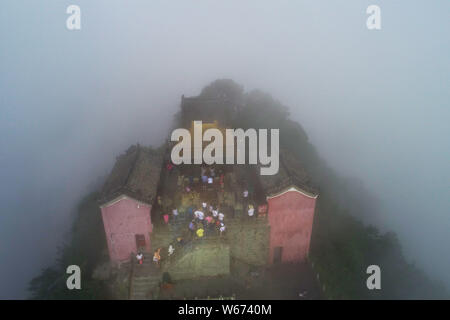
[259,148,317,197]
[180,95,236,127]
[100,145,163,205]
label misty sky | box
[1,1,449,298]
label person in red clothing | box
[136,252,144,265]
[163,213,169,224]
[205,215,213,224]
[166,161,174,175]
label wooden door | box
[273,246,283,264]
[135,234,146,250]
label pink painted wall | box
[267,190,316,264]
[100,196,153,264]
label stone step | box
[132,288,154,295]
[133,280,160,286]
[134,270,162,278]
[132,281,161,288]
[133,275,161,282]
[130,271,162,300]
[133,262,154,270]
[133,284,159,292]
[132,275,161,282]
[131,289,151,295]
[134,274,161,281]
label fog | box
[1,1,449,298]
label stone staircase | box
[129,223,193,300]
[129,216,268,299]
[129,253,162,300]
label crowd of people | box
[162,163,258,220]
[189,202,227,239]
[139,163,261,267]
[136,238,184,268]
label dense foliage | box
[28,192,109,299]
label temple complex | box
[98,94,320,299]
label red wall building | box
[100,195,153,264]
[267,187,317,264]
[99,145,162,265]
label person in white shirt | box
[168,244,175,256]
[194,210,202,219]
[212,209,218,217]
[136,252,144,265]
[197,210,204,220]
[218,212,224,221]
[219,223,226,236]
[248,204,255,217]
[243,189,249,198]
[208,177,213,184]
[172,208,178,221]
[202,202,207,209]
